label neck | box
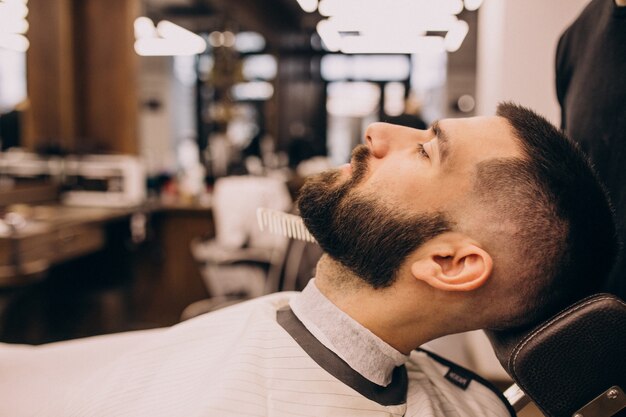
[314,255,452,354]
[617,0,626,6]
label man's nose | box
[364,122,428,159]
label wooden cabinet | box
[131,207,213,327]
[0,203,215,343]
[0,228,54,286]
[53,225,105,264]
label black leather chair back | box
[486,294,626,417]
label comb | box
[256,207,317,243]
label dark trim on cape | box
[276,306,408,406]
[417,347,517,417]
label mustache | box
[350,144,371,183]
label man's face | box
[297,116,522,286]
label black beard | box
[297,146,451,288]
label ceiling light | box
[242,54,277,80]
[328,13,456,34]
[134,17,156,39]
[464,0,483,11]
[0,1,28,20]
[134,39,204,56]
[315,0,470,54]
[135,19,206,56]
[222,31,236,48]
[0,16,28,34]
[340,36,445,54]
[384,82,406,116]
[208,31,223,47]
[296,0,318,13]
[0,33,29,52]
[318,0,463,18]
[444,20,468,52]
[231,81,274,101]
[157,20,205,50]
[457,94,475,112]
[321,55,410,81]
[326,81,380,117]
[234,31,265,53]
[0,0,29,52]
[316,19,340,52]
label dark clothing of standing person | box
[384,113,427,130]
[556,0,626,300]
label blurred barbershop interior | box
[0,0,600,395]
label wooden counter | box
[0,205,141,286]
[132,205,213,327]
[0,201,214,343]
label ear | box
[410,233,493,292]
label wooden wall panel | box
[26,0,76,151]
[75,0,139,154]
[26,0,139,154]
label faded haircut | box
[476,102,617,328]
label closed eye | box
[417,143,430,159]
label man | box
[0,103,616,416]
[556,0,626,300]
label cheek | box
[364,173,465,215]
[359,163,433,208]
[362,161,409,188]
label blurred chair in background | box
[279,238,323,292]
[184,176,291,318]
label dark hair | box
[478,102,617,327]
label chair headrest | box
[485,293,626,417]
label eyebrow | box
[431,120,450,164]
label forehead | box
[441,115,523,164]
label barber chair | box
[183,176,292,319]
[487,293,626,417]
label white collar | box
[289,279,409,386]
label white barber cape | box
[0,290,514,417]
